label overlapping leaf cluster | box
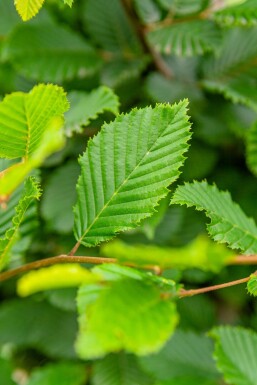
[1,0,257,384]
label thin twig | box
[179,275,253,298]
[68,241,81,256]
[121,0,173,79]
[0,255,161,283]
[229,255,257,265]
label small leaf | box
[14,0,45,21]
[148,20,221,56]
[171,181,257,254]
[74,101,191,248]
[17,264,100,297]
[65,86,120,136]
[210,326,257,385]
[247,274,257,296]
[26,362,87,385]
[76,279,178,359]
[214,0,257,27]
[0,177,41,271]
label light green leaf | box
[171,181,257,254]
[0,177,41,271]
[27,362,87,385]
[210,326,257,385]
[14,0,45,21]
[0,84,68,159]
[140,330,219,384]
[4,23,102,82]
[65,86,120,136]
[134,0,162,23]
[0,115,66,197]
[247,274,257,296]
[246,121,257,176]
[63,0,74,7]
[203,27,257,111]
[41,160,80,233]
[92,353,154,385]
[101,235,233,272]
[214,0,257,26]
[76,279,178,359]
[74,101,191,248]
[82,0,141,54]
[148,20,221,56]
[17,264,100,297]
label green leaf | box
[65,86,120,136]
[0,298,78,359]
[92,353,154,385]
[214,0,257,27]
[101,235,233,272]
[247,274,257,296]
[4,23,103,82]
[0,84,68,159]
[246,121,257,176]
[41,160,80,233]
[171,181,257,254]
[140,330,219,384]
[74,101,191,248]
[0,358,15,385]
[14,0,45,21]
[63,0,74,7]
[82,0,141,54]
[203,27,257,111]
[147,20,221,56]
[76,279,178,359]
[210,326,257,385]
[27,362,87,385]
[17,264,100,297]
[134,0,162,24]
[0,177,41,270]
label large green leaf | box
[92,353,154,385]
[74,101,191,248]
[214,0,257,27]
[0,177,41,270]
[203,27,257,111]
[0,84,68,159]
[210,326,257,385]
[27,362,88,385]
[147,20,221,56]
[14,0,45,21]
[140,330,220,384]
[82,0,141,54]
[171,181,257,254]
[4,23,103,82]
[0,298,77,359]
[76,278,178,359]
[65,86,120,136]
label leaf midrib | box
[78,107,185,244]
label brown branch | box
[0,254,161,283]
[179,275,253,298]
[229,255,257,265]
[121,0,173,79]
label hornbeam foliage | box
[171,181,257,254]
[211,327,257,385]
[148,20,221,56]
[14,0,45,21]
[73,101,191,247]
[214,0,257,27]
[0,177,41,270]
